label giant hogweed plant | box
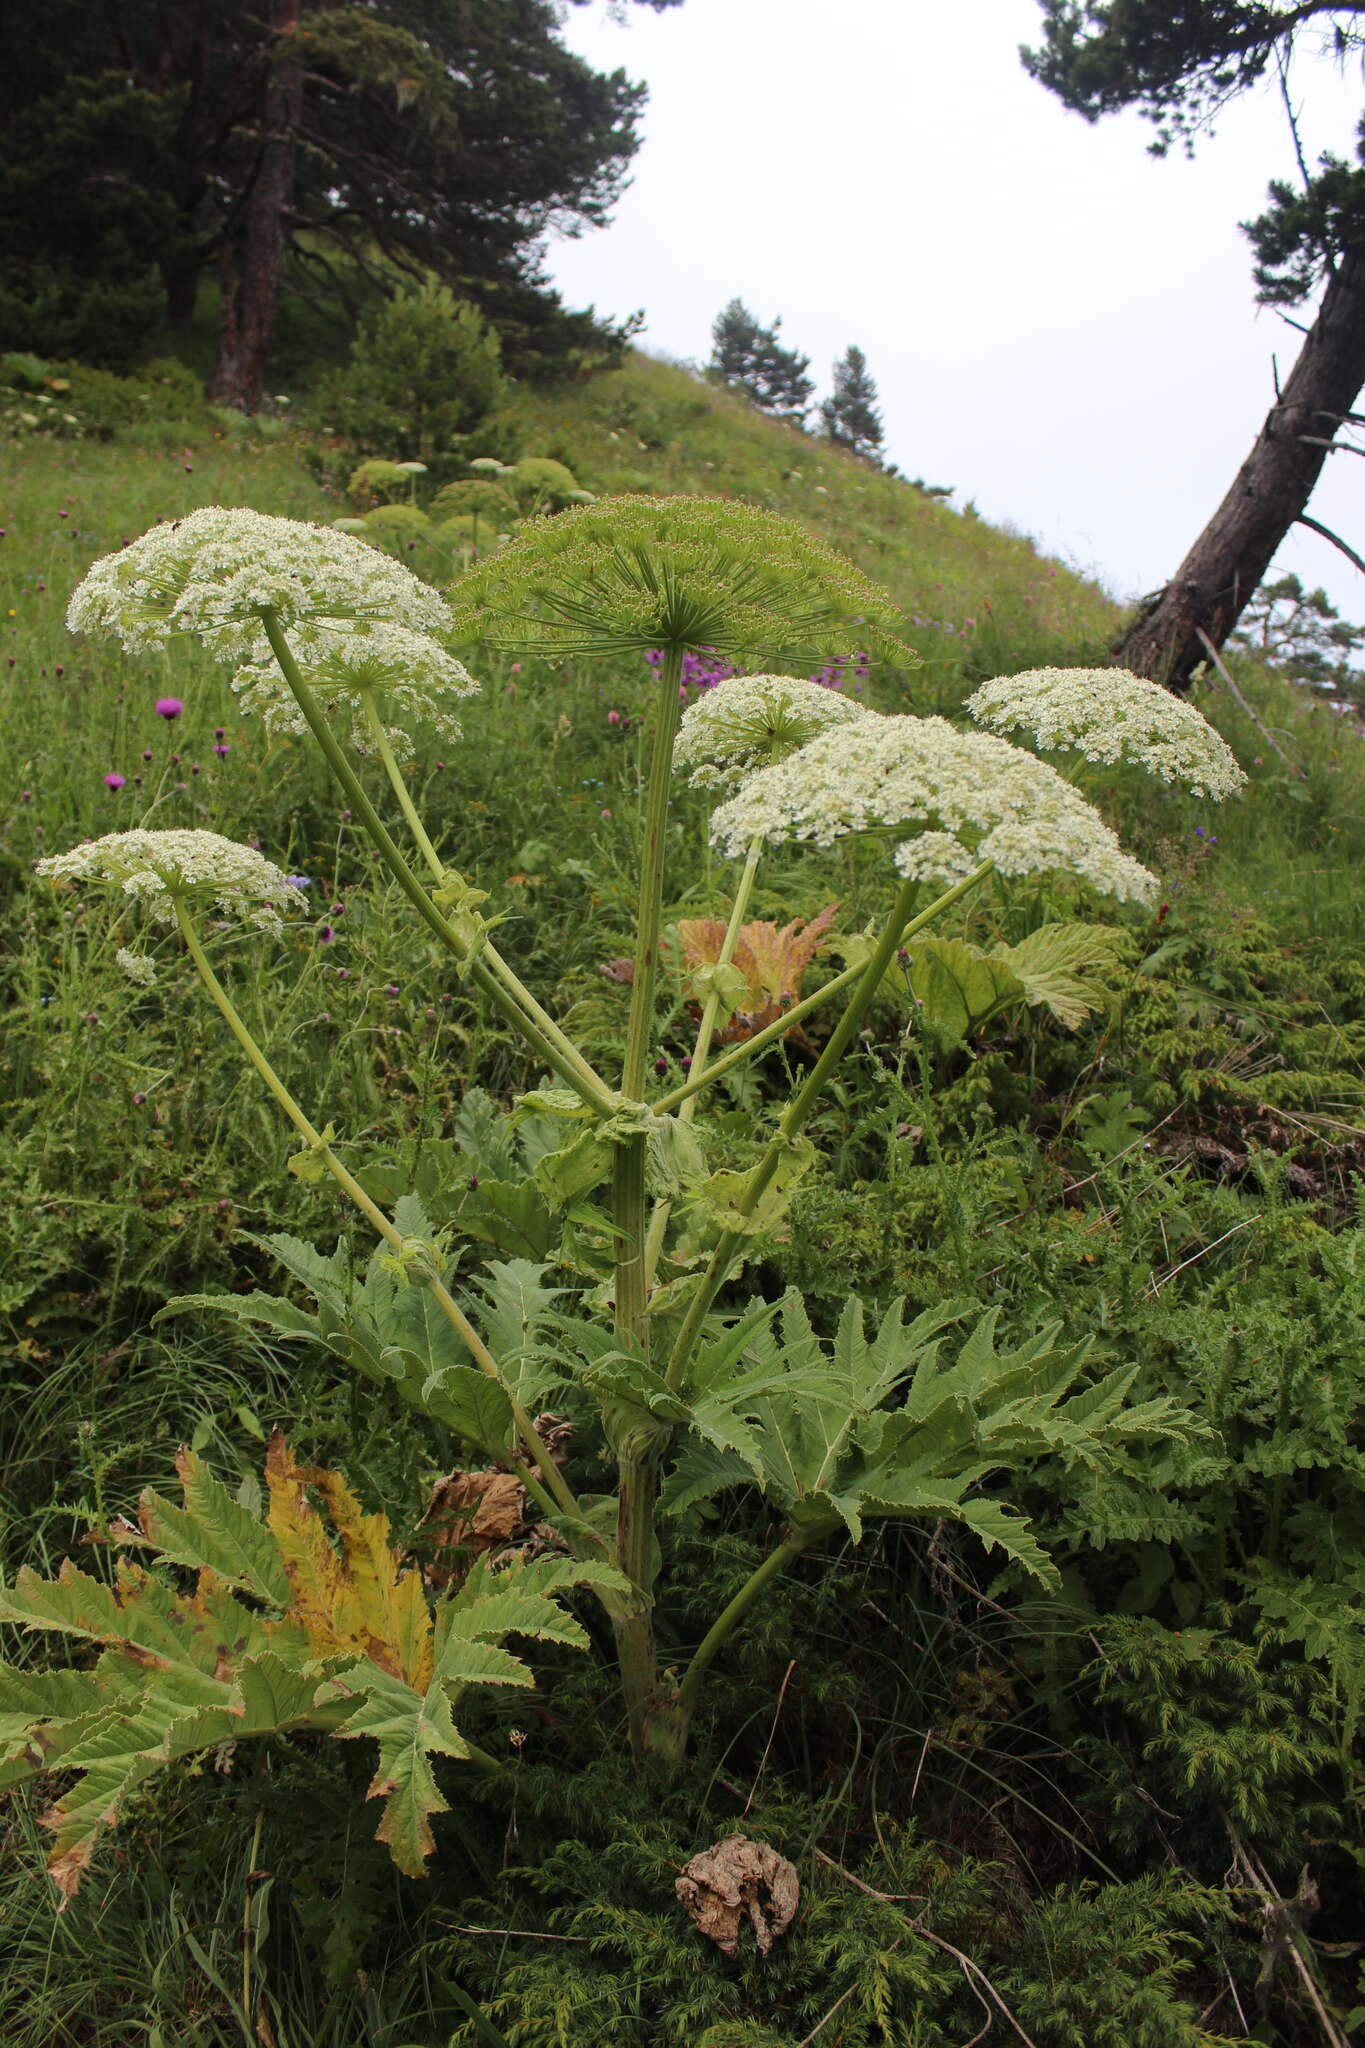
[6,497,1242,1902]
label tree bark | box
[1115,239,1365,690]
[208,0,300,412]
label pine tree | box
[0,0,680,406]
[708,298,814,423]
[820,345,884,462]
[1024,2,1365,687]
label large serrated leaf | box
[137,1449,291,1607]
[953,1500,1059,1587]
[905,937,1025,1045]
[263,1434,434,1685]
[419,1362,516,1453]
[456,1177,558,1260]
[3,1435,623,1904]
[533,1126,614,1208]
[329,1664,470,1878]
[155,1288,319,1345]
[992,922,1127,1030]
[577,1350,691,1424]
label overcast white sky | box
[547,0,1364,622]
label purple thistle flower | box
[103,772,126,790]
[155,697,183,720]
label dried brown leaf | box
[677,907,839,1043]
[675,1835,800,1958]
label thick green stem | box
[259,612,614,1117]
[650,1527,809,1760]
[643,831,764,1285]
[652,861,993,1117]
[664,862,995,1391]
[174,907,582,1529]
[609,645,684,1752]
[620,643,685,1106]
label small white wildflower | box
[892,831,981,885]
[231,619,479,749]
[965,666,1245,799]
[37,830,303,934]
[67,506,455,658]
[710,714,1159,905]
[114,946,158,987]
[673,673,873,793]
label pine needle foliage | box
[444,494,913,664]
[432,1762,1246,2048]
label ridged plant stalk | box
[611,641,684,1753]
[172,904,587,1533]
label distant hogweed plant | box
[8,496,1239,1903]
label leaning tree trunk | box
[208,0,300,413]
[1116,238,1365,690]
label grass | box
[2,351,1364,2044]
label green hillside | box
[511,351,1116,676]
[3,344,1365,2048]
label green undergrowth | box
[2,354,1365,2044]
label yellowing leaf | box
[264,1433,432,1687]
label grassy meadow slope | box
[2,349,1364,2044]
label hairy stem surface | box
[611,645,684,1751]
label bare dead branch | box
[1194,628,1304,773]
[1297,513,1365,577]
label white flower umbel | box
[67,506,455,657]
[673,672,873,793]
[710,714,1159,904]
[37,830,304,935]
[965,667,1245,799]
[231,619,479,749]
[114,946,158,987]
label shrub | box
[348,458,420,511]
[359,502,434,563]
[315,284,506,463]
[506,454,585,509]
[430,478,519,523]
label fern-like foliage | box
[661,1296,1196,1584]
[444,494,913,664]
[0,1436,623,1902]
